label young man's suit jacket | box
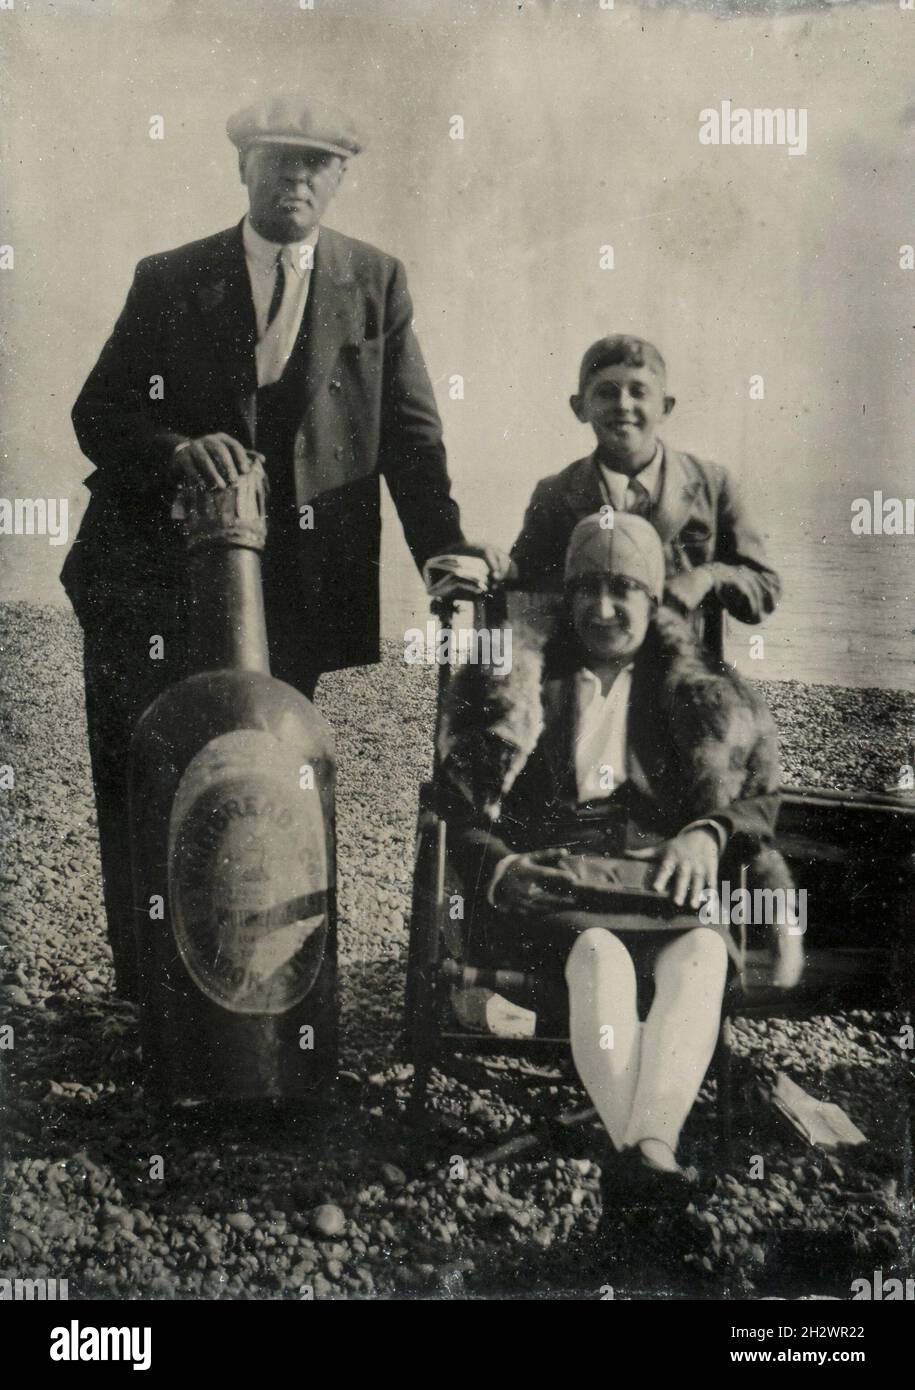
[63,220,463,672]
[510,448,780,656]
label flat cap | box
[226,95,363,158]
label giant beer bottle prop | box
[128,465,337,1104]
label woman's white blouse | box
[573,665,633,801]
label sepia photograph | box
[0,0,912,1350]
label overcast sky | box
[1,0,911,628]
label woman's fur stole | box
[439,599,796,945]
[440,603,780,813]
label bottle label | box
[168,730,329,1015]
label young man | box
[508,335,781,656]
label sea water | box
[383,496,914,693]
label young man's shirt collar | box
[596,441,664,512]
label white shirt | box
[573,665,632,800]
[598,441,663,512]
[242,216,319,387]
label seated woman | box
[443,512,803,1203]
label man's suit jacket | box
[63,221,464,671]
[509,447,780,653]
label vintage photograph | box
[0,0,912,1328]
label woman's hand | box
[630,828,720,908]
[493,848,579,915]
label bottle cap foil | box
[172,460,269,553]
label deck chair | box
[403,592,915,1157]
[403,591,751,1156]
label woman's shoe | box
[599,1145,650,1210]
[595,1150,720,1294]
[611,1144,717,1210]
[636,1139,717,1191]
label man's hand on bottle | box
[170,435,263,490]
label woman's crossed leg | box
[565,925,728,1171]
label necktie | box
[265,251,287,329]
[626,477,652,517]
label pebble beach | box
[1,602,912,1300]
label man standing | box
[62,94,503,999]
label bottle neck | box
[187,544,270,675]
